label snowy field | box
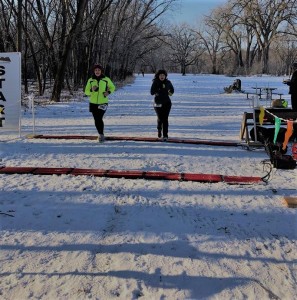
[0,73,296,299]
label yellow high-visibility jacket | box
[84,75,115,105]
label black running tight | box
[154,103,172,137]
[91,109,106,135]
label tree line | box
[0,0,297,101]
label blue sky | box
[168,0,228,25]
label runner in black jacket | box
[284,62,297,140]
[150,70,174,140]
[284,62,297,112]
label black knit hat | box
[155,69,167,77]
[292,62,297,69]
[93,64,104,71]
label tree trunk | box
[51,0,88,102]
[17,0,22,52]
[262,45,270,74]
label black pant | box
[154,102,172,137]
[91,109,106,135]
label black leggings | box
[154,103,172,137]
[91,108,106,135]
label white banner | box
[0,52,21,133]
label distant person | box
[224,78,242,93]
[283,62,297,111]
[233,79,242,91]
[150,70,174,141]
[84,64,115,142]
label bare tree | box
[0,1,17,51]
[51,0,88,102]
[21,0,62,95]
[233,0,297,73]
[168,24,203,75]
[272,34,297,74]
[211,3,259,74]
[195,13,227,74]
[88,0,177,79]
[1,0,297,88]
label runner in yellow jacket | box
[84,64,115,142]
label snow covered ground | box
[0,74,296,299]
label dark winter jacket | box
[150,79,174,105]
[287,70,297,94]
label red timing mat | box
[0,166,263,184]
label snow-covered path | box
[0,74,296,300]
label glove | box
[92,86,99,92]
[283,79,290,85]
